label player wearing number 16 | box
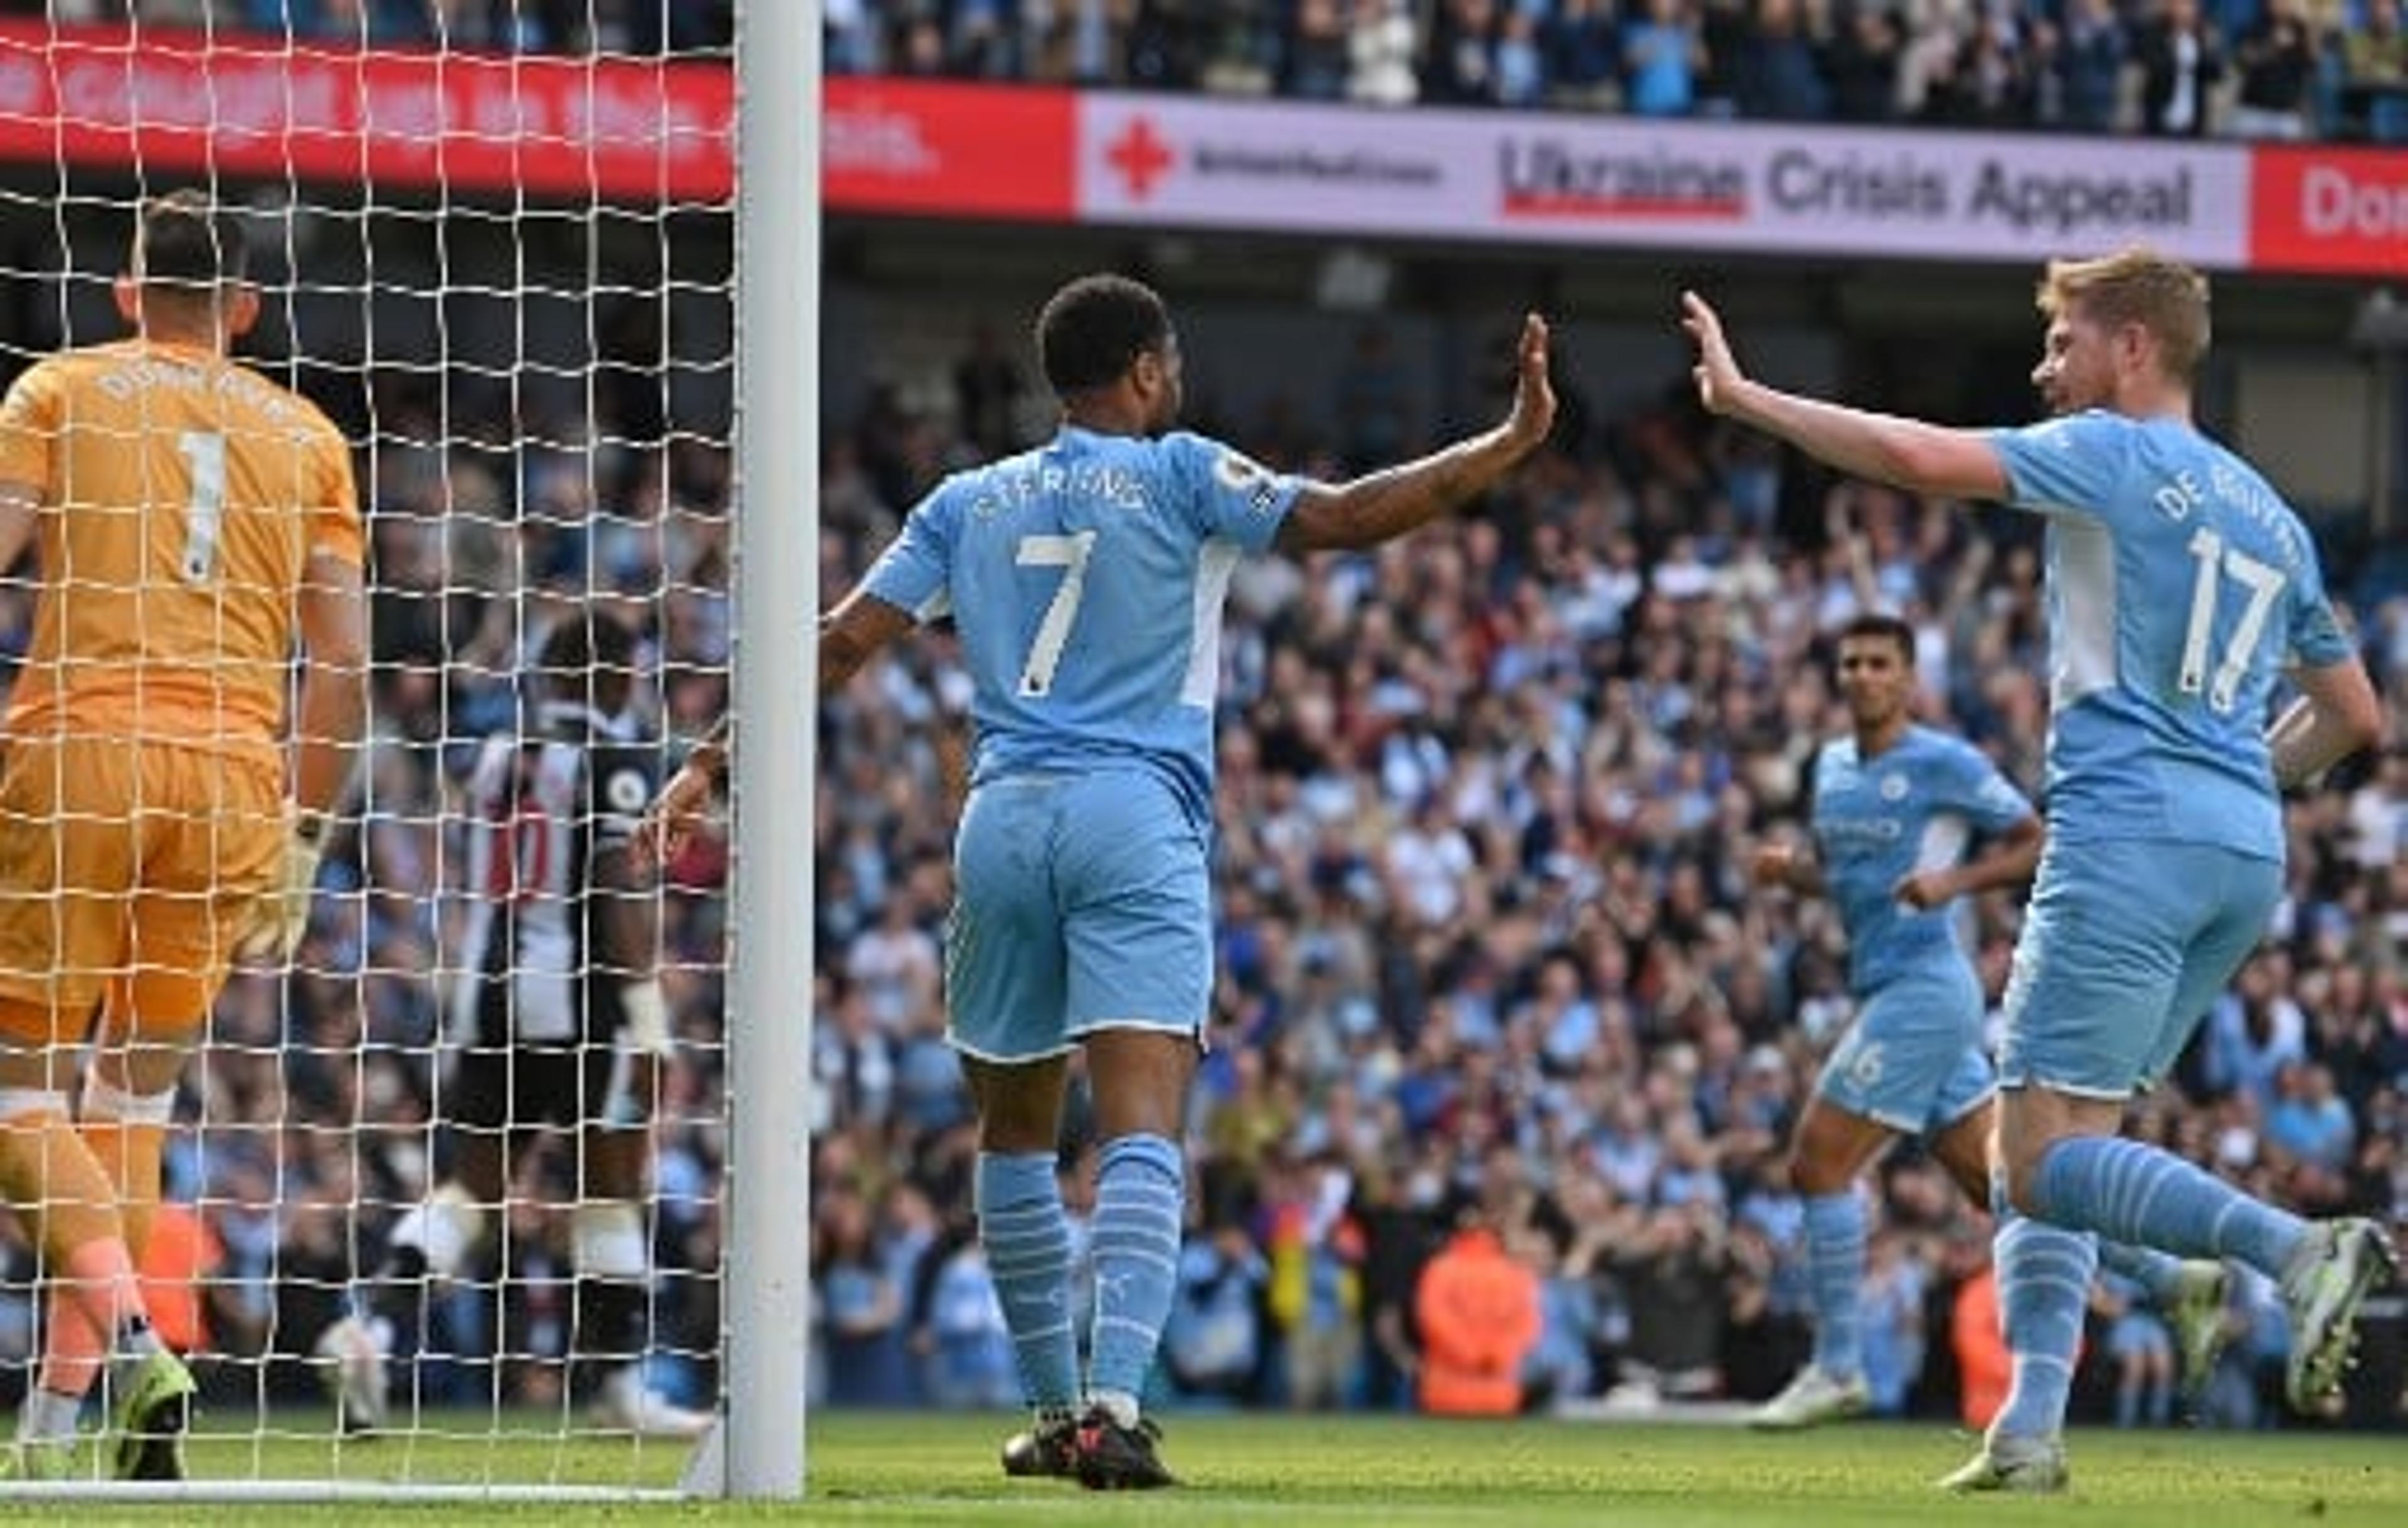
[1683,249,2390,1493]
[0,192,367,1480]
[643,274,1554,1487]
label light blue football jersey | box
[1810,725,2035,993]
[1989,411,2353,859]
[862,425,1301,825]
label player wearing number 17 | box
[1683,249,2392,1493]
[0,192,367,1480]
[643,274,1555,1488]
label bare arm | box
[638,586,916,867]
[1896,814,2043,910]
[2269,656,2384,789]
[292,551,369,818]
[1274,313,1556,555]
[1750,840,1826,898]
[1682,292,2010,503]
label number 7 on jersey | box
[1016,530,1097,697]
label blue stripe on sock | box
[1803,1191,1867,1381]
[976,1151,1079,1410]
[2095,1238,2184,1304]
[2033,1135,2305,1277]
[1992,1213,2098,1442]
[1086,1132,1184,1403]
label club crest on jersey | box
[1213,449,1283,514]
[1880,774,1909,801]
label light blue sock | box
[2033,1135,2306,1278]
[1991,1211,2098,1443]
[1085,1132,1184,1412]
[975,1151,1079,1413]
[2096,1238,2186,1304]
[1803,1191,1867,1381]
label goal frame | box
[0,3,818,1506]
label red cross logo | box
[1106,115,1175,201]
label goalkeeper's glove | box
[236,808,325,961]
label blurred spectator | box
[1164,1220,1270,1403]
[2338,0,2408,142]
[2138,0,2227,137]
[1624,0,1707,117]
[2056,0,2128,133]
[2096,1267,2175,1428]
[2227,0,2321,139]
[1413,1198,1541,1415]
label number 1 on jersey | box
[1016,530,1097,697]
[178,429,226,584]
[2178,527,2286,714]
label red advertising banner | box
[824,79,1074,222]
[0,21,732,201]
[2248,145,2408,277]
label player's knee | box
[1787,1145,1847,1197]
[0,1087,69,1127]
[1999,1151,2052,1219]
[80,1070,176,1127]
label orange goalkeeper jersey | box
[0,338,362,767]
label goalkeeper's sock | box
[36,1285,107,1401]
[0,1105,154,1361]
[975,1151,1079,1413]
[1084,1133,1183,1411]
[18,1384,83,1446]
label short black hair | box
[1835,611,1915,662]
[130,190,248,290]
[1035,273,1170,396]
[536,610,640,707]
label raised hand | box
[1502,312,1558,455]
[1681,290,1746,417]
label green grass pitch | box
[0,1412,2401,1524]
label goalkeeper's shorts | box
[946,767,1210,1065]
[0,734,282,1038]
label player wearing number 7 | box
[642,273,1555,1488]
[1683,248,2391,1492]
[0,192,367,1480]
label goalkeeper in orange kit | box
[0,191,367,1480]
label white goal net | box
[0,3,760,1500]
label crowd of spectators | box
[6,0,734,55]
[0,276,2397,1433]
[795,316,2408,1429]
[15,3,2406,144]
[822,0,2408,143]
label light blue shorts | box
[1815,962,1995,1136]
[1999,839,2281,1100]
[945,767,1211,1064]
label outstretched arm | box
[1682,292,2010,503]
[1274,313,1556,554]
[1896,814,2043,910]
[636,587,916,867]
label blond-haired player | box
[0,192,367,1480]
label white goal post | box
[0,1,813,1505]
